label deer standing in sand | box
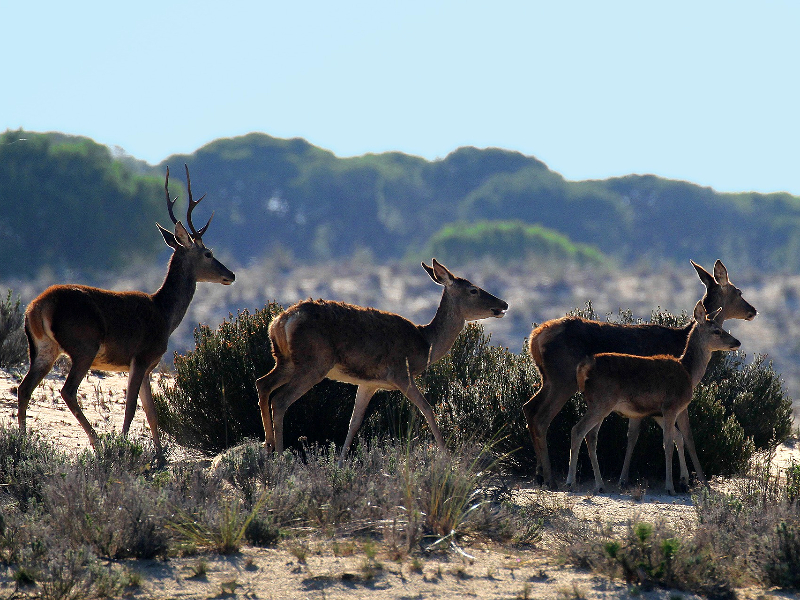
[565,301,741,495]
[17,166,235,453]
[524,260,756,489]
[255,259,508,464]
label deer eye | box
[204,251,213,259]
[469,288,478,295]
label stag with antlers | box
[17,166,235,453]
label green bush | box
[0,289,26,369]
[0,425,66,511]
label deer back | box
[577,352,693,418]
[272,299,432,381]
[532,317,692,381]
[26,285,171,370]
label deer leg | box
[17,340,60,434]
[675,409,706,487]
[255,361,295,451]
[138,373,162,454]
[122,360,148,435]
[585,423,605,493]
[662,415,678,495]
[654,415,689,491]
[267,369,326,453]
[398,380,445,450]
[524,383,574,490]
[618,417,643,489]
[566,408,609,492]
[60,352,99,447]
[339,384,379,466]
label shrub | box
[0,425,66,511]
[155,305,355,454]
[562,456,800,595]
[41,461,169,560]
[0,289,26,368]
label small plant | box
[189,559,208,579]
[0,289,26,368]
[13,566,36,587]
[289,540,309,564]
[169,490,267,554]
[786,461,800,503]
[409,556,424,573]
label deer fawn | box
[524,260,756,489]
[565,301,740,495]
[17,166,235,453]
[255,259,508,464]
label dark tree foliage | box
[6,129,800,276]
[0,129,165,278]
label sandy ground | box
[1,368,798,600]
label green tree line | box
[3,129,800,278]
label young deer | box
[524,260,756,489]
[255,259,508,464]
[565,301,740,495]
[17,166,235,453]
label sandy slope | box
[0,368,797,599]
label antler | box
[184,164,213,240]
[164,166,179,225]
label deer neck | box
[421,290,466,365]
[152,252,198,334]
[680,325,713,389]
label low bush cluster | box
[0,427,539,596]
[157,301,793,487]
[561,454,800,596]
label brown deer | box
[255,259,508,464]
[566,301,741,494]
[524,260,756,489]
[17,166,235,453]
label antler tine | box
[184,164,213,239]
[164,166,179,225]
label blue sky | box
[3,1,798,194]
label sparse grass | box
[560,451,800,596]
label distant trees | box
[0,130,164,279]
[425,220,607,266]
[3,129,800,279]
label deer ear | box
[693,300,707,321]
[157,222,179,249]
[692,260,715,288]
[713,260,730,286]
[709,307,724,323]
[423,259,455,286]
[174,221,194,248]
